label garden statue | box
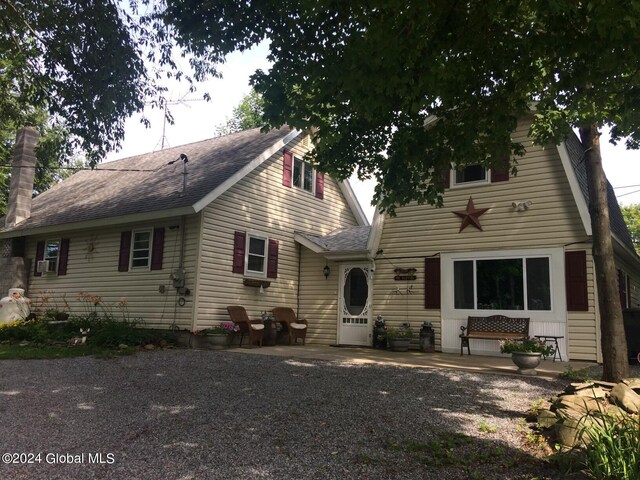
[0,288,32,324]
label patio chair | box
[226,306,264,347]
[272,307,308,345]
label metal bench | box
[459,315,529,355]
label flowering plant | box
[386,325,414,340]
[203,322,239,335]
[500,337,554,356]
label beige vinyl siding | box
[195,134,358,331]
[615,251,640,309]
[373,116,595,359]
[298,248,340,344]
[25,215,201,330]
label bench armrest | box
[460,325,467,335]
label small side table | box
[535,335,564,362]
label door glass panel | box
[343,268,368,315]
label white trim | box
[43,238,60,274]
[366,208,385,255]
[190,212,204,333]
[292,155,315,194]
[192,129,301,213]
[129,228,153,271]
[337,180,369,226]
[294,233,325,254]
[450,165,490,188]
[557,142,592,236]
[441,247,567,323]
[244,231,268,277]
[0,207,195,239]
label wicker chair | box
[272,307,308,345]
[226,306,264,347]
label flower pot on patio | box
[388,338,410,352]
[205,333,229,349]
[511,352,542,375]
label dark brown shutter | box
[267,239,279,278]
[118,231,132,272]
[490,155,510,183]
[57,238,70,275]
[151,228,165,271]
[565,250,588,311]
[283,151,293,187]
[443,170,451,189]
[315,171,324,199]
[424,257,441,309]
[232,231,246,274]
[34,241,45,277]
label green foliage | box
[579,410,640,480]
[386,325,414,339]
[0,1,219,166]
[478,420,497,434]
[621,204,640,254]
[163,0,640,213]
[559,366,597,382]
[214,90,265,136]
[499,337,554,355]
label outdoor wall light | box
[323,264,331,280]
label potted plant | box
[386,325,413,352]
[500,337,554,375]
[201,322,238,349]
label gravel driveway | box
[0,350,572,479]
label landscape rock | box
[555,394,601,415]
[610,383,640,413]
[118,343,128,350]
[536,409,558,428]
[143,344,155,351]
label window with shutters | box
[453,255,551,311]
[618,269,630,309]
[130,229,152,270]
[452,164,489,187]
[43,239,60,273]
[292,156,315,193]
[245,233,267,276]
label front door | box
[338,264,371,346]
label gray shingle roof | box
[564,132,636,252]
[1,126,295,233]
[298,226,371,252]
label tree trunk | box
[579,124,629,382]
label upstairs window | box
[293,156,315,193]
[454,164,488,186]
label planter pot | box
[511,352,542,375]
[205,334,230,349]
[388,338,410,352]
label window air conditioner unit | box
[36,260,52,273]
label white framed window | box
[452,164,489,187]
[130,229,152,270]
[245,233,268,276]
[453,256,552,311]
[43,239,60,273]
[292,156,315,193]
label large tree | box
[0,0,219,163]
[162,0,640,381]
[621,204,640,254]
[214,90,265,136]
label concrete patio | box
[226,344,597,379]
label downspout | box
[296,243,301,314]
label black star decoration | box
[453,196,489,232]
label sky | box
[107,43,640,223]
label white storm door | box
[338,264,372,346]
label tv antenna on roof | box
[150,92,206,150]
